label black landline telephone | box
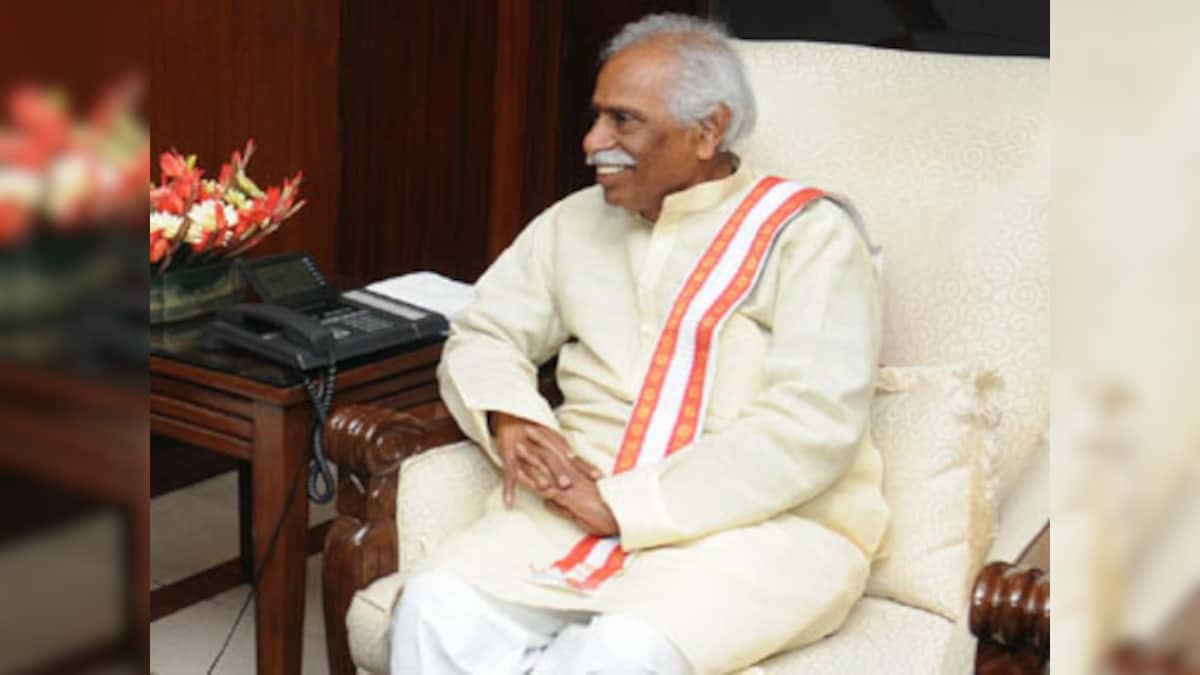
[204,252,449,503]
[208,252,448,371]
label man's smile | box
[595,165,634,188]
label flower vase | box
[149,259,244,324]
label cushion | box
[347,440,499,675]
[733,40,1049,501]
[347,573,405,675]
[866,365,1001,619]
[395,440,500,574]
[743,597,953,675]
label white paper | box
[366,271,476,319]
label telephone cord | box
[301,361,337,504]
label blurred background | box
[0,1,146,673]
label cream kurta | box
[419,165,889,674]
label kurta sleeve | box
[437,205,570,467]
[597,200,882,550]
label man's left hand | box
[543,477,620,537]
[518,427,618,537]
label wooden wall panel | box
[486,1,565,261]
[337,0,498,283]
[338,0,708,282]
[150,0,341,274]
[0,1,145,101]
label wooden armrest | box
[324,403,431,479]
[321,401,466,675]
[972,522,1050,674]
[971,562,1050,659]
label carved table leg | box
[252,403,311,675]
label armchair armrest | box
[971,563,1049,659]
[321,401,467,675]
[971,524,1050,674]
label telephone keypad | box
[321,308,395,336]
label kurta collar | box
[651,157,756,223]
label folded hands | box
[489,411,620,537]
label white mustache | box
[586,149,637,168]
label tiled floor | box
[0,511,126,673]
[150,471,337,674]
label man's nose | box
[582,117,612,155]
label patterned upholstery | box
[345,39,1049,675]
[349,400,1048,675]
[751,598,953,674]
[734,40,1049,499]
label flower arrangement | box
[149,140,305,274]
[0,79,149,246]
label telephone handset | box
[213,303,335,370]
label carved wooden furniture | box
[149,339,444,675]
[971,563,1050,674]
[322,403,457,675]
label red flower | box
[150,185,185,215]
[149,229,169,263]
[9,86,69,158]
[238,186,280,231]
[191,229,213,253]
[0,201,32,246]
[159,151,188,179]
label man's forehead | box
[593,45,676,110]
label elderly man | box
[391,13,888,675]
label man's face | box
[583,43,708,220]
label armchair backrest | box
[733,40,1048,498]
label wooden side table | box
[150,321,444,675]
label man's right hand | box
[489,411,602,506]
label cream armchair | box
[321,39,1050,675]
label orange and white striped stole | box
[533,176,826,594]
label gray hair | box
[601,13,756,151]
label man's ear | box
[695,104,732,160]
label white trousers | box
[390,571,693,675]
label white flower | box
[185,199,239,244]
[150,210,184,238]
[43,152,94,220]
[0,167,43,207]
